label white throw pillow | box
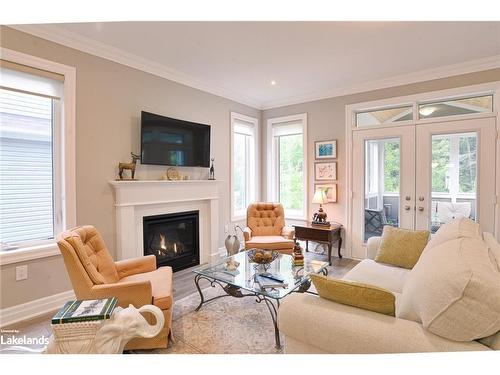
[397,237,500,341]
[425,217,481,251]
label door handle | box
[419,196,425,201]
[418,206,424,212]
[404,205,411,211]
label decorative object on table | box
[225,225,243,255]
[247,248,279,270]
[314,183,338,203]
[208,158,215,180]
[118,152,141,180]
[165,167,182,180]
[45,304,164,354]
[224,259,240,272]
[51,297,117,324]
[315,139,337,159]
[292,238,304,266]
[312,189,330,226]
[315,161,337,181]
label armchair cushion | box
[247,203,285,236]
[62,226,119,284]
[115,255,157,279]
[119,266,173,310]
[245,236,294,250]
[281,226,295,240]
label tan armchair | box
[244,202,295,254]
[57,225,173,351]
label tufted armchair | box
[243,202,295,254]
[57,225,173,351]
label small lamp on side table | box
[312,189,330,226]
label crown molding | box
[260,54,500,109]
[10,24,262,109]
[9,25,500,111]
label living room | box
[1,0,499,372]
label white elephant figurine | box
[45,304,164,354]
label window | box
[0,50,75,263]
[231,113,258,220]
[268,114,307,219]
[419,95,493,120]
[356,105,413,127]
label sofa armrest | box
[278,293,489,353]
[281,226,295,240]
[88,280,153,308]
[366,236,381,260]
[115,255,157,279]
[243,227,252,241]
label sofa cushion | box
[396,237,500,341]
[119,266,173,310]
[483,232,500,271]
[245,236,294,250]
[375,226,429,269]
[425,217,481,251]
[311,274,396,316]
[342,259,410,294]
[62,226,119,284]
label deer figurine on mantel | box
[118,152,141,180]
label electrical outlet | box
[224,224,229,234]
[16,265,28,281]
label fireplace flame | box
[160,234,167,250]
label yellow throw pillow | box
[310,274,396,316]
[375,226,429,269]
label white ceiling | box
[14,22,500,109]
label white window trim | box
[266,113,308,220]
[230,112,259,222]
[345,81,500,256]
[0,48,76,265]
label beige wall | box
[262,68,500,246]
[1,24,499,310]
[0,26,260,309]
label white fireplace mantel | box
[109,180,223,264]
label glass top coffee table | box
[193,250,328,349]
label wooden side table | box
[293,222,343,265]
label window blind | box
[0,88,55,245]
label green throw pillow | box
[375,226,430,269]
[311,274,396,316]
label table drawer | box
[295,227,330,242]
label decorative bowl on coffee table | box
[247,249,279,270]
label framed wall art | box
[314,183,338,203]
[315,140,337,159]
[315,161,337,181]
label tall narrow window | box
[231,113,258,220]
[268,114,307,219]
[0,63,64,249]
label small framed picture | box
[315,161,337,181]
[314,183,338,203]
[315,140,337,159]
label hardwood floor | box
[0,248,358,354]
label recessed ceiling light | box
[270,80,276,86]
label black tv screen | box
[141,111,211,167]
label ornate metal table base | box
[193,269,328,350]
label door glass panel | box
[430,132,477,233]
[364,138,400,241]
[419,95,493,120]
[356,106,413,127]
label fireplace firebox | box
[143,211,200,272]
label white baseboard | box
[0,290,75,328]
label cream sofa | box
[278,221,500,353]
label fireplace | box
[143,210,200,272]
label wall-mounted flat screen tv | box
[141,111,211,167]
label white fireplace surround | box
[109,180,222,265]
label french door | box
[351,117,496,259]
